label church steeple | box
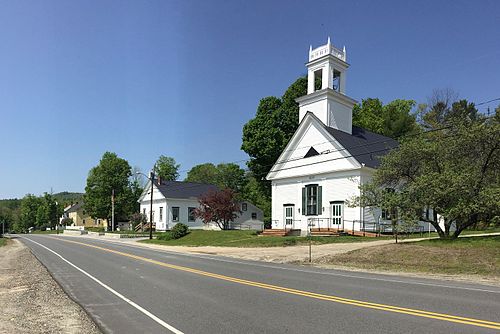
[297,37,357,134]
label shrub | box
[60,217,74,226]
[171,223,189,239]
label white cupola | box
[296,37,357,134]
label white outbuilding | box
[138,180,264,231]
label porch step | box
[261,229,300,237]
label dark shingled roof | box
[154,180,218,199]
[324,125,399,168]
[66,202,84,213]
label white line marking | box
[21,236,184,334]
[43,235,500,294]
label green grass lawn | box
[0,238,6,247]
[140,230,384,248]
[321,235,500,277]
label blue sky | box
[1,0,499,199]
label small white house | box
[138,180,264,231]
[267,37,436,235]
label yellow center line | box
[48,236,500,330]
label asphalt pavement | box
[18,234,500,334]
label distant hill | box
[52,192,84,204]
[0,192,84,209]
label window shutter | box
[317,186,322,215]
[302,187,306,215]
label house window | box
[172,207,179,222]
[302,184,322,216]
[251,212,257,220]
[188,207,196,222]
[242,203,247,211]
[143,208,146,216]
[159,207,163,221]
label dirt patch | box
[125,237,396,263]
[0,238,101,334]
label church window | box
[332,69,341,91]
[314,69,322,91]
[302,184,322,216]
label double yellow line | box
[51,237,500,330]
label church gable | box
[267,113,361,181]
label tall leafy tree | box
[242,77,308,195]
[17,194,40,232]
[84,152,135,223]
[185,163,219,185]
[35,193,58,228]
[352,98,419,139]
[185,163,247,194]
[216,163,246,193]
[154,155,180,181]
[0,206,14,235]
[241,173,272,226]
[355,103,499,239]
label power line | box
[476,97,500,106]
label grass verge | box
[140,230,384,247]
[31,230,58,234]
[318,235,500,277]
[0,238,6,247]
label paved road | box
[19,234,500,334]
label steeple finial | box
[327,36,331,45]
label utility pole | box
[149,169,154,240]
[111,189,115,232]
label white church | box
[266,37,426,236]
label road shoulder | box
[0,238,101,334]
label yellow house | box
[64,202,108,229]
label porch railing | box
[284,219,302,231]
[307,218,344,231]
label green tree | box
[185,163,247,194]
[216,163,246,193]
[356,103,499,239]
[17,194,40,232]
[84,152,135,224]
[242,77,308,194]
[185,163,219,185]
[352,98,419,139]
[154,155,180,181]
[0,206,14,235]
[35,193,58,229]
[241,173,272,226]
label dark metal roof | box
[324,125,399,168]
[154,180,218,199]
